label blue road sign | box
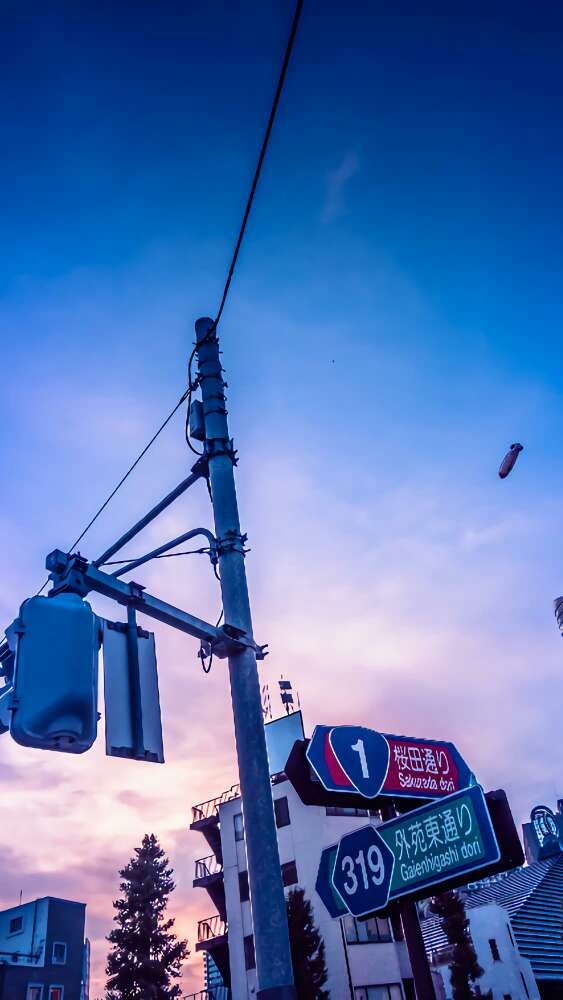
[316,785,502,919]
[332,825,395,918]
[315,845,348,919]
[306,724,473,801]
[330,726,390,798]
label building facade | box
[0,896,89,1000]
[421,815,563,1000]
[422,900,539,1000]
[191,774,425,999]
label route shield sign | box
[315,845,348,919]
[306,724,472,801]
[332,824,394,917]
[317,785,501,919]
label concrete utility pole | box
[195,317,296,1000]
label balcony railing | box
[198,914,228,943]
[183,992,230,1000]
[191,771,290,825]
[195,854,224,879]
[192,785,241,823]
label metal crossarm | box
[45,550,263,660]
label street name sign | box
[317,785,502,919]
[306,725,473,802]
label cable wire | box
[33,388,190,597]
[103,547,210,565]
[210,0,303,334]
[185,0,303,453]
[13,2,304,610]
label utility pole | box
[195,317,296,1000]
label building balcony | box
[193,855,226,922]
[182,992,230,1000]
[196,915,230,986]
[190,784,240,862]
[197,914,228,946]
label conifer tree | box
[106,833,188,1000]
[286,887,329,1000]
[430,890,488,999]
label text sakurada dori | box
[390,798,485,888]
[392,742,456,793]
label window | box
[503,995,511,1000]
[520,972,530,998]
[354,986,403,1000]
[49,990,63,1000]
[345,914,392,944]
[489,938,500,961]
[233,812,244,842]
[52,942,67,965]
[281,860,298,887]
[326,807,382,818]
[239,871,249,902]
[9,915,23,934]
[26,988,43,1000]
[327,806,369,816]
[244,934,255,971]
[274,797,290,828]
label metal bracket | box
[216,529,249,557]
[45,549,266,661]
[204,437,238,465]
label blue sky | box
[1,4,563,993]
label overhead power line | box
[210,0,304,334]
[185,0,303,454]
[35,388,189,596]
[24,0,304,604]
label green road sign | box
[381,784,500,902]
[317,785,504,919]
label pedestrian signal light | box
[8,593,100,753]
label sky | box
[1,2,563,994]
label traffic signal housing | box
[8,593,100,753]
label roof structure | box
[421,854,563,984]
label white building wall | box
[434,904,539,1000]
[219,780,412,999]
[0,898,49,967]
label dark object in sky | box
[498,442,523,479]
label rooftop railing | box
[191,784,241,823]
[191,772,287,824]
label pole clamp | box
[216,529,249,557]
[205,437,238,465]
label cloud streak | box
[321,151,360,223]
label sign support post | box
[381,803,437,1000]
[399,898,437,1000]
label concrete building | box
[422,899,539,1000]
[191,772,425,999]
[0,896,89,1000]
[421,798,563,1000]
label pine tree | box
[105,833,189,1000]
[429,890,488,1000]
[286,887,329,1000]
